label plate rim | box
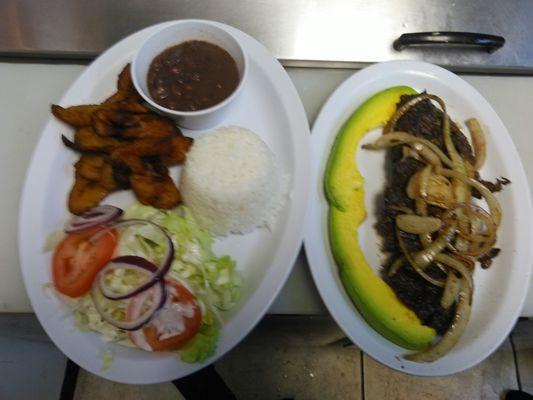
[304,59,533,376]
[18,20,311,383]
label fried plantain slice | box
[74,127,121,152]
[161,135,194,166]
[53,100,148,131]
[130,173,181,209]
[104,64,142,104]
[100,162,118,191]
[117,63,136,93]
[104,91,128,104]
[93,110,179,139]
[51,104,101,127]
[74,155,106,181]
[121,114,181,140]
[56,63,192,212]
[111,138,164,159]
[110,134,193,173]
[92,109,121,137]
[109,139,160,174]
[108,101,150,114]
[104,89,144,104]
[111,163,131,189]
[110,151,146,174]
[68,175,110,215]
[74,155,117,192]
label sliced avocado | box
[325,86,436,350]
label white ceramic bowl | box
[132,20,248,130]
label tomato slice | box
[129,278,202,351]
[52,227,117,297]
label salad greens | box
[68,204,242,363]
[179,322,220,363]
[101,349,115,371]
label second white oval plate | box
[19,21,310,384]
[304,60,533,375]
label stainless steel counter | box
[2,0,533,73]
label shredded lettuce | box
[72,294,128,343]
[124,204,242,313]
[179,321,220,363]
[64,204,241,364]
[101,349,114,371]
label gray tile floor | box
[512,319,533,394]
[1,314,531,400]
[73,373,181,400]
[216,316,361,400]
[0,314,66,400]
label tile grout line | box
[509,333,523,392]
[360,350,365,400]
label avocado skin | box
[325,86,436,350]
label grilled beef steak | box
[376,94,475,334]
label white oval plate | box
[19,20,310,384]
[304,60,533,376]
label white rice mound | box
[180,126,288,236]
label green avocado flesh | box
[325,86,436,350]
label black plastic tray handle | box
[393,32,505,53]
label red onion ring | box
[91,278,166,331]
[98,256,160,300]
[65,205,123,233]
[127,291,165,351]
[88,218,174,330]
[91,219,174,281]
[127,282,184,351]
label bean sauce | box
[147,40,240,112]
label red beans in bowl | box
[147,40,240,112]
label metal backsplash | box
[1,0,532,73]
